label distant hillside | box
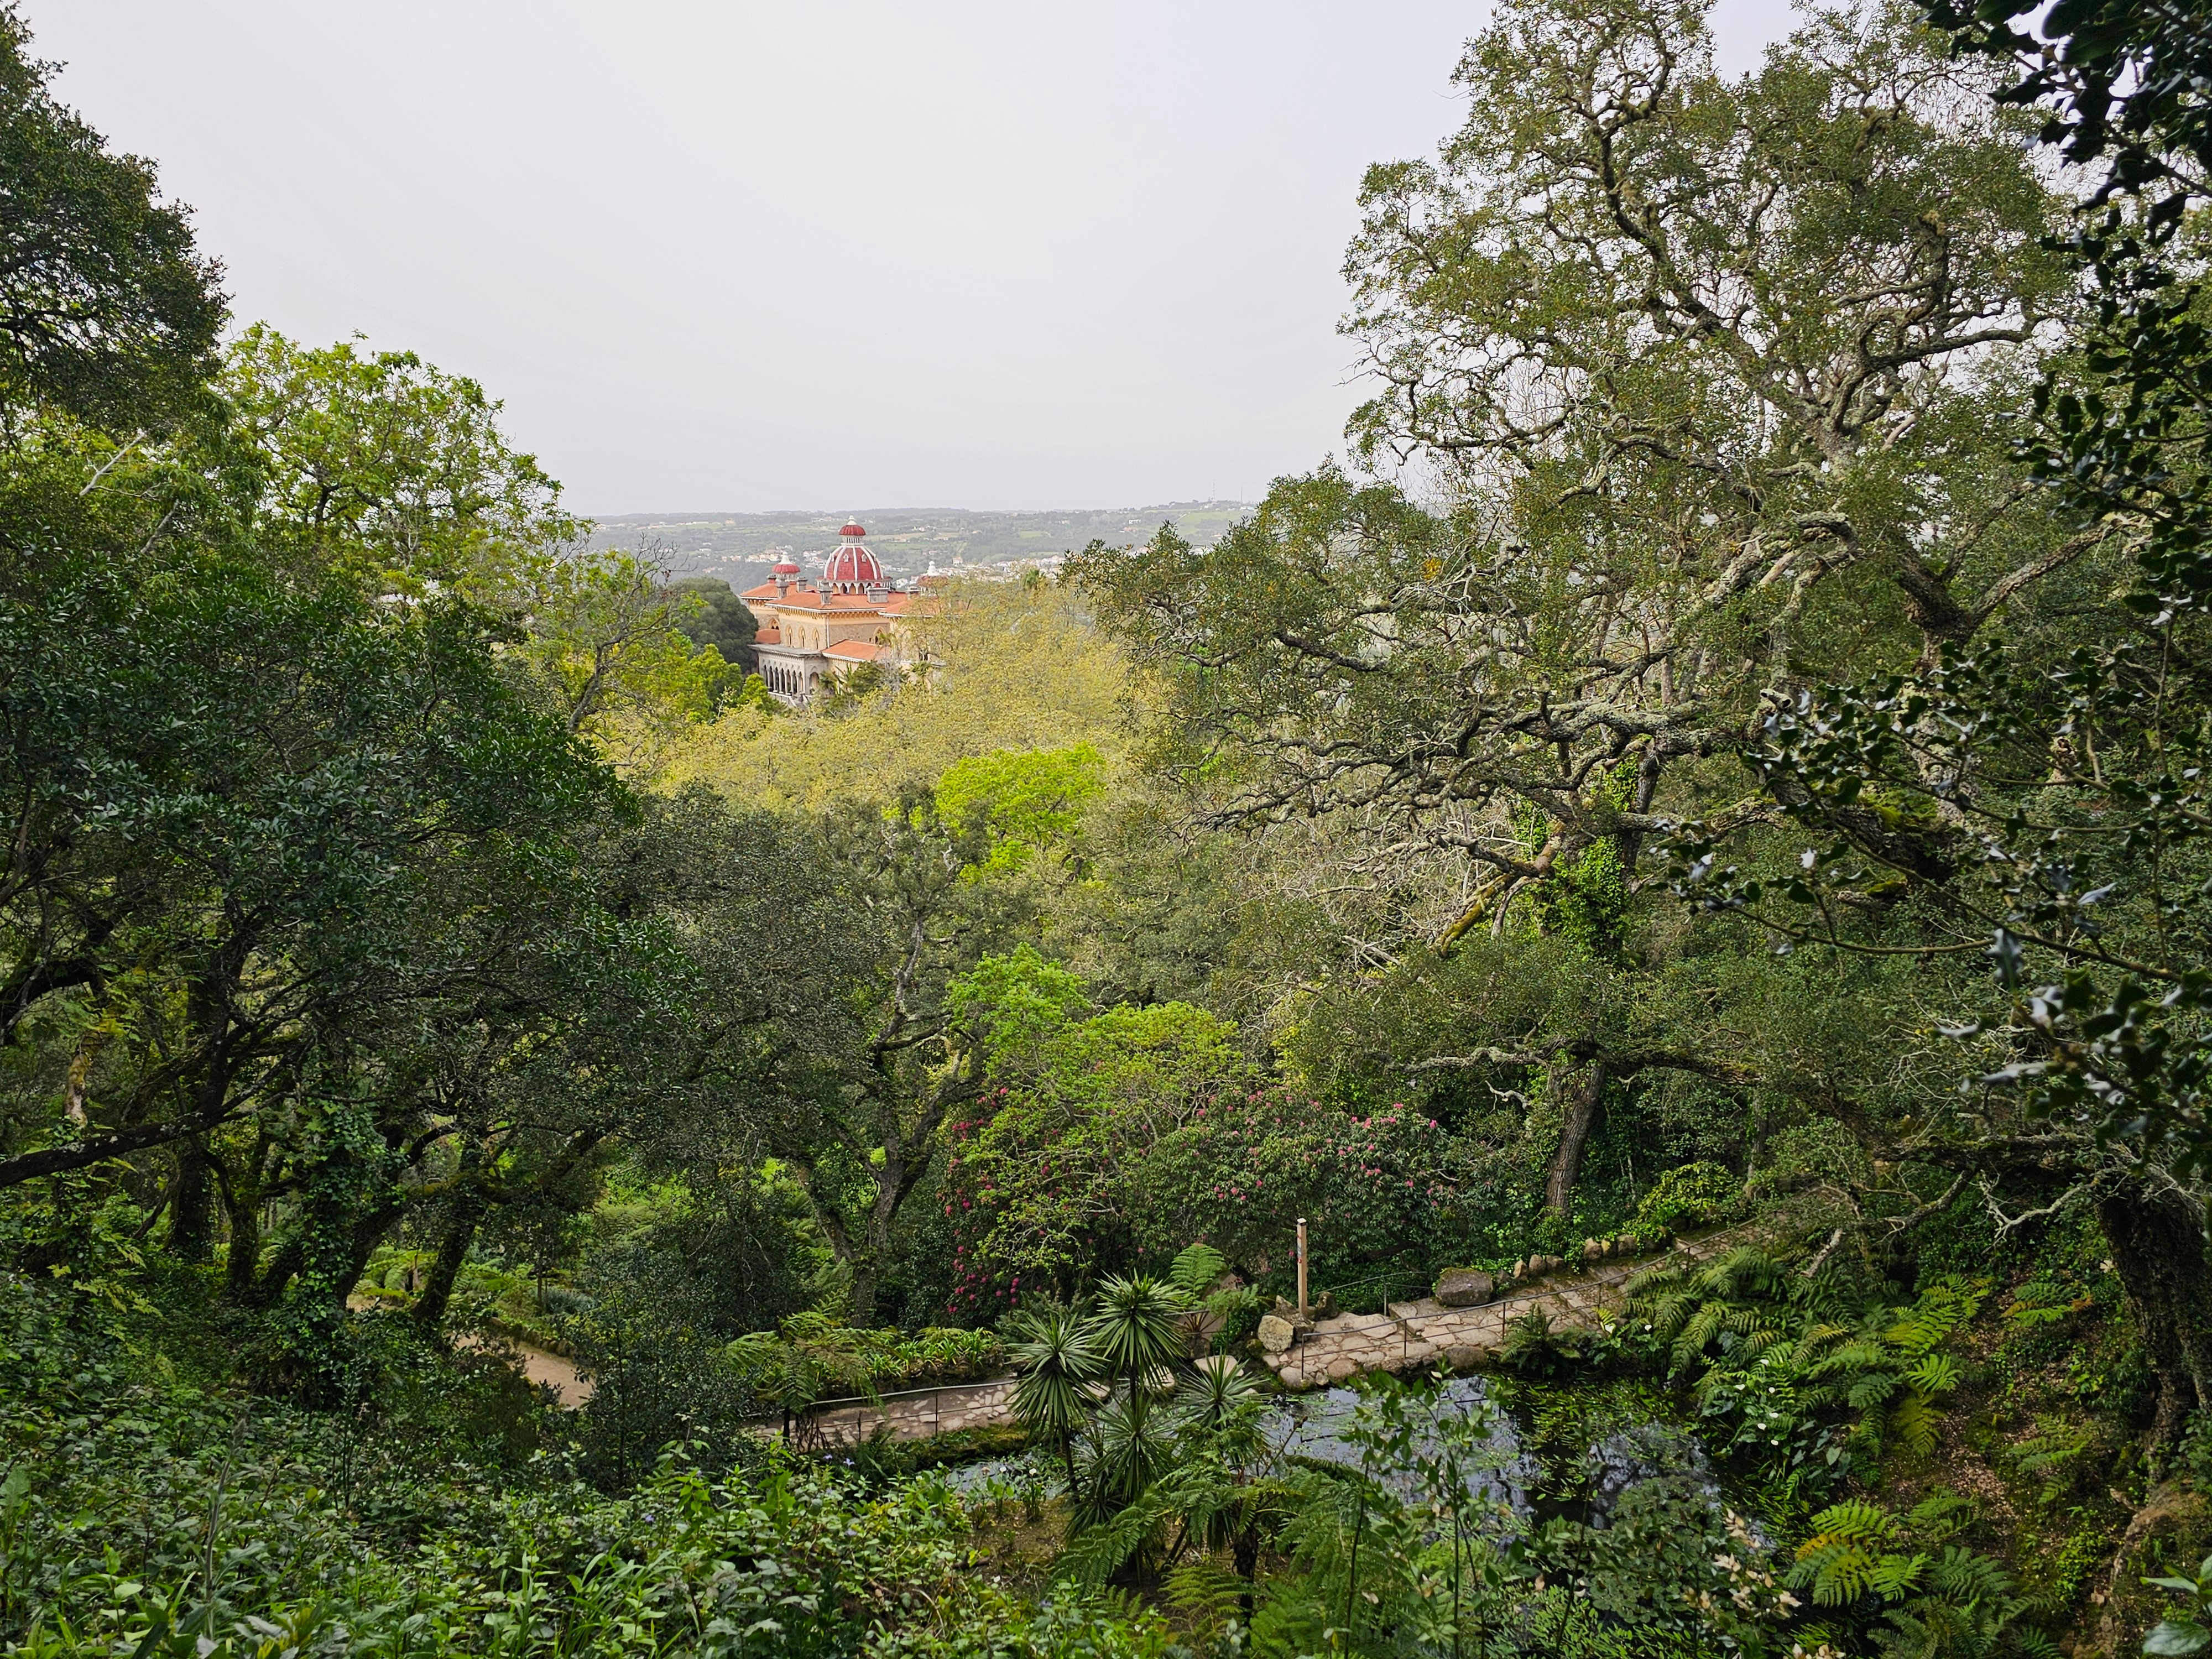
[584,502,1251,589]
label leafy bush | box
[1634,1162,1743,1237]
[1788,1493,2052,1658]
[727,1314,1005,1414]
[0,1270,1154,1658]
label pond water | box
[941,1374,1725,1535]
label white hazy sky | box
[38,2,1798,514]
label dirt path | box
[501,1340,591,1408]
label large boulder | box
[1256,1313,1297,1354]
[1434,1267,1498,1308]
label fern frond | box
[1890,1392,1942,1460]
[1905,1491,1978,1542]
[1794,1541,1879,1605]
[1848,1370,1902,1413]
[1802,1499,1901,1547]
[1165,1559,1245,1629]
[1929,1543,2015,1606]
[1871,1551,1931,1598]
[1905,1353,1960,1397]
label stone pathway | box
[1262,1234,1734,1391]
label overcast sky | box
[39,2,1799,514]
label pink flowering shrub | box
[1125,1093,1455,1288]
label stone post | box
[1297,1217,1309,1319]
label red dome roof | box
[840,520,867,539]
[772,552,801,575]
[823,543,884,589]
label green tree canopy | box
[0,9,224,436]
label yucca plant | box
[1006,1301,1104,1502]
[1076,1386,1184,1532]
[1085,1273,1197,1395]
[1178,1354,1262,1443]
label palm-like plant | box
[1078,1387,1184,1528]
[1085,1272,1197,1396]
[1178,1354,1262,1442]
[1006,1302,1104,1501]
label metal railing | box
[753,1374,1020,1450]
[1314,1267,1432,1316]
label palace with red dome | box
[740,520,925,706]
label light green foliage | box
[935,743,1105,872]
[1634,1162,1744,1237]
[664,580,1131,812]
[220,328,745,754]
[948,946,1094,1063]
[1168,1242,1227,1296]
[222,325,581,594]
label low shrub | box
[1633,1161,1743,1236]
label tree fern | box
[1165,1559,1246,1637]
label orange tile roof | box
[752,627,781,646]
[740,586,917,617]
[822,638,883,663]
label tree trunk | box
[1543,1058,1606,1219]
[2095,1182,2212,1462]
[847,1253,881,1332]
[166,1139,214,1263]
[846,1160,905,1328]
[217,1136,265,1300]
[413,1193,484,1334]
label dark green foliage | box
[666,574,759,669]
[1121,1095,1455,1301]
[0,9,224,434]
[2145,1552,2212,1657]
[0,1267,1163,1657]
